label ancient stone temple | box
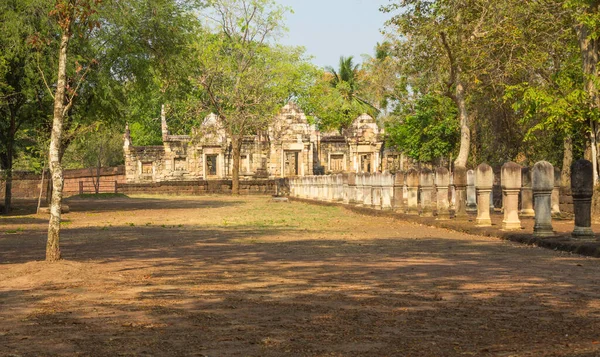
[123,102,397,183]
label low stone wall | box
[0,166,126,200]
[117,179,282,196]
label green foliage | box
[386,95,459,163]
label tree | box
[190,0,310,194]
[384,1,502,168]
[0,0,54,213]
[386,94,459,164]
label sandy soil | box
[1,195,600,357]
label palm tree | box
[325,56,379,117]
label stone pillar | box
[336,174,344,202]
[466,169,477,212]
[571,159,594,238]
[406,169,419,215]
[381,172,394,210]
[454,166,468,218]
[435,167,450,220]
[475,163,494,227]
[520,167,534,217]
[419,169,434,217]
[319,176,326,201]
[552,167,561,216]
[501,162,522,230]
[363,174,373,207]
[342,174,349,204]
[309,176,316,199]
[372,173,383,210]
[532,161,555,237]
[355,173,364,206]
[393,171,405,212]
[347,173,356,204]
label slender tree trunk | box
[562,136,573,189]
[46,31,70,262]
[576,20,600,185]
[2,113,16,214]
[231,134,241,195]
[453,81,470,168]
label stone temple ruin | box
[123,102,404,183]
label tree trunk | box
[576,19,600,185]
[46,31,70,262]
[453,81,470,168]
[562,136,573,189]
[231,134,242,195]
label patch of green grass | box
[5,227,23,234]
[72,193,129,199]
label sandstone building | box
[123,102,404,183]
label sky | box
[276,0,393,69]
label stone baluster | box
[475,163,494,227]
[571,159,594,238]
[363,174,373,207]
[501,162,522,230]
[318,176,325,201]
[406,169,420,215]
[381,172,393,210]
[393,171,405,212]
[520,167,534,217]
[532,161,555,237]
[347,173,356,204]
[372,173,382,210]
[342,174,349,204]
[454,166,468,218]
[337,174,345,202]
[552,167,561,216]
[466,169,477,212]
[326,175,334,202]
[419,169,434,217]
[435,167,450,220]
[355,173,364,205]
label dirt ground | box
[2,195,600,357]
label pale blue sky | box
[277,0,393,68]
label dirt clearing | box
[1,195,600,356]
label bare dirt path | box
[1,195,600,356]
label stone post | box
[393,171,405,212]
[309,176,316,199]
[336,174,344,202]
[454,166,468,218]
[406,169,419,215]
[532,161,555,237]
[501,162,522,230]
[372,173,383,210]
[347,173,356,204]
[475,163,494,227]
[355,174,364,206]
[571,159,594,238]
[466,169,477,212]
[342,174,349,204]
[552,167,561,216]
[363,174,373,207]
[435,167,450,220]
[316,176,323,201]
[419,169,434,217]
[520,167,534,217]
[381,172,394,210]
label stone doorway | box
[284,151,299,176]
[360,154,372,173]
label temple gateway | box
[123,102,404,183]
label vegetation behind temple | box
[4,0,600,188]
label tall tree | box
[0,0,54,213]
[384,0,498,168]
[190,0,310,194]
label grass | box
[71,193,129,199]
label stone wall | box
[0,166,126,200]
[117,179,282,196]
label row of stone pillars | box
[289,159,595,238]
